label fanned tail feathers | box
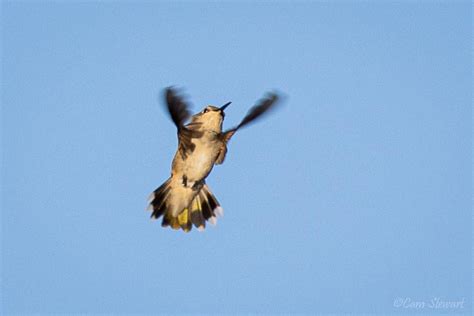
[147,182,223,232]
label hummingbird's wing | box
[222,92,279,141]
[165,87,191,129]
[164,87,202,158]
[235,92,279,131]
[216,92,280,164]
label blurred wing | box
[216,92,280,164]
[164,87,202,158]
[236,92,279,130]
[165,87,191,129]
[221,92,279,143]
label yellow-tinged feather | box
[197,195,202,211]
[178,208,188,226]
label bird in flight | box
[147,87,280,232]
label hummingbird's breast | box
[172,131,222,184]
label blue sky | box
[1,1,471,314]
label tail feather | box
[161,213,181,230]
[178,208,192,232]
[198,190,213,220]
[161,214,171,227]
[205,189,219,215]
[170,216,180,230]
[147,181,222,232]
[150,179,171,220]
[190,195,206,230]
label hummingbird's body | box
[173,127,222,184]
[147,88,279,232]
[166,116,224,217]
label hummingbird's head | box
[190,102,231,132]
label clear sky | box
[1,1,471,315]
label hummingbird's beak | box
[220,102,231,111]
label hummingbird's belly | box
[184,146,217,181]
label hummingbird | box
[147,87,280,232]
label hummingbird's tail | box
[147,181,223,232]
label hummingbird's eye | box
[203,108,209,113]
